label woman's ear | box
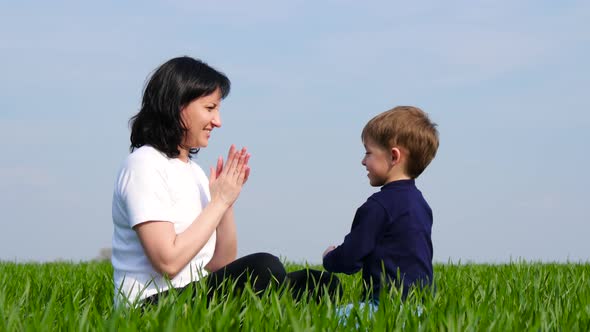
[179,106,189,129]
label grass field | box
[1,260,589,331]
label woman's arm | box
[135,147,249,279]
[134,200,230,278]
[205,207,237,272]
[205,147,250,272]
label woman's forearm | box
[136,199,230,278]
[205,207,238,272]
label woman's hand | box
[135,147,249,278]
[209,145,251,207]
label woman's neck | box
[178,146,190,163]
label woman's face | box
[180,88,222,149]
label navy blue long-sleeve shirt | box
[323,179,433,299]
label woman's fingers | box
[218,145,250,186]
[244,165,251,184]
[223,144,237,175]
[240,153,251,184]
[226,144,236,163]
[240,165,251,185]
[234,150,247,181]
[209,166,217,183]
[221,146,237,176]
[210,146,251,206]
[216,155,223,175]
[243,153,250,167]
[226,147,247,177]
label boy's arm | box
[323,200,386,274]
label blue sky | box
[1,1,589,263]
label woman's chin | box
[195,140,208,148]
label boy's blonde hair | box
[362,106,439,179]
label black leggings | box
[142,252,341,306]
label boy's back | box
[323,179,433,299]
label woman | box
[111,56,338,307]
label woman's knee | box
[242,252,286,282]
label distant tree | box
[95,247,112,261]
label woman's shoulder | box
[188,159,208,179]
[127,145,166,162]
[120,145,169,171]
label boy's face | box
[361,138,394,187]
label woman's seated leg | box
[205,252,286,298]
[286,269,341,302]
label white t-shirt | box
[111,145,216,307]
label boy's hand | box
[323,245,336,258]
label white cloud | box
[0,166,57,187]
[0,0,589,262]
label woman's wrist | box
[209,196,233,210]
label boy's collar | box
[381,179,415,190]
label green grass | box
[1,260,589,331]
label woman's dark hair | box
[129,56,231,158]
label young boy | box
[323,106,439,302]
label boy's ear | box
[391,147,401,164]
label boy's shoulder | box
[368,180,429,213]
[371,179,418,199]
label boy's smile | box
[362,138,394,187]
[362,137,411,186]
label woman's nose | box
[212,113,222,128]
